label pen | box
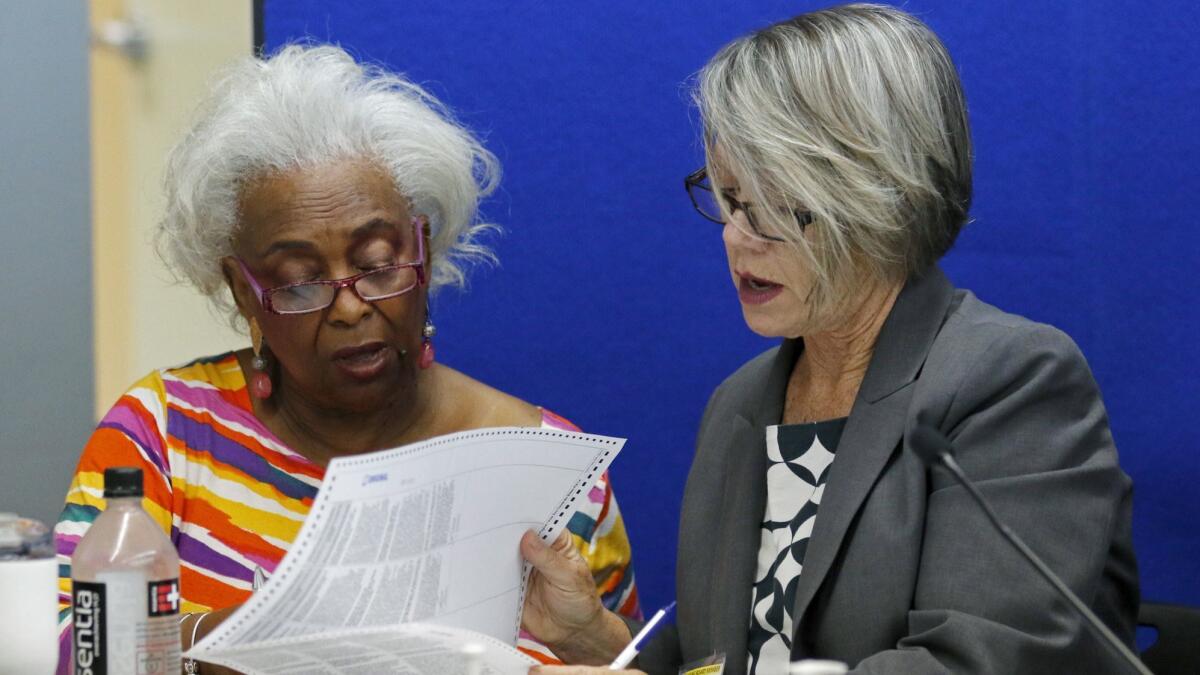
[609,601,676,670]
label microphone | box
[907,423,1152,675]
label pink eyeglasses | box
[234,218,427,315]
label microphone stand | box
[919,432,1152,675]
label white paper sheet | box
[187,427,624,674]
[194,624,535,675]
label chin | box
[741,306,806,340]
[324,365,412,414]
[325,382,402,416]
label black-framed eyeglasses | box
[684,167,813,242]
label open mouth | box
[739,271,782,290]
[331,342,393,380]
[737,271,784,305]
[333,342,387,362]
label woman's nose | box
[327,283,374,325]
[722,210,769,251]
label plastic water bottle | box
[0,513,58,674]
[70,467,181,674]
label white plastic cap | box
[0,514,22,549]
[789,659,849,675]
[0,515,52,558]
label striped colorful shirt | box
[54,352,640,671]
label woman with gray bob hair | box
[522,5,1136,674]
[694,1,973,321]
[54,44,642,671]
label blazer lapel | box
[707,340,800,673]
[789,268,956,639]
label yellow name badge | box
[680,653,726,675]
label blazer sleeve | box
[853,323,1138,674]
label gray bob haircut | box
[696,4,972,311]
[157,44,501,321]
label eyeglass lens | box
[689,182,725,223]
[269,266,419,313]
[690,180,772,238]
[687,168,810,241]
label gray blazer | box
[637,268,1138,674]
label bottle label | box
[72,575,180,675]
[72,581,107,675]
[147,579,180,617]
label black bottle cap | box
[104,467,144,498]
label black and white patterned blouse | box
[747,418,848,675]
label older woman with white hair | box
[521,4,1137,674]
[53,45,640,673]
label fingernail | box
[525,530,547,549]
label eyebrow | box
[258,217,405,258]
[350,217,401,240]
[260,239,315,257]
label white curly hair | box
[156,44,501,324]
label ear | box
[220,257,260,323]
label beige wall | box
[91,0,253,416]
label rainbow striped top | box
[54,352,640,671]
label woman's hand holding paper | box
[520,530,632,666]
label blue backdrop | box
[263,1,1200,613]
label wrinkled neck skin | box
[787,278,902,422]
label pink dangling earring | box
[418,318,436,370]
[249,322,273,399]
[251,353,273,399]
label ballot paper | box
[186,427,624,674]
